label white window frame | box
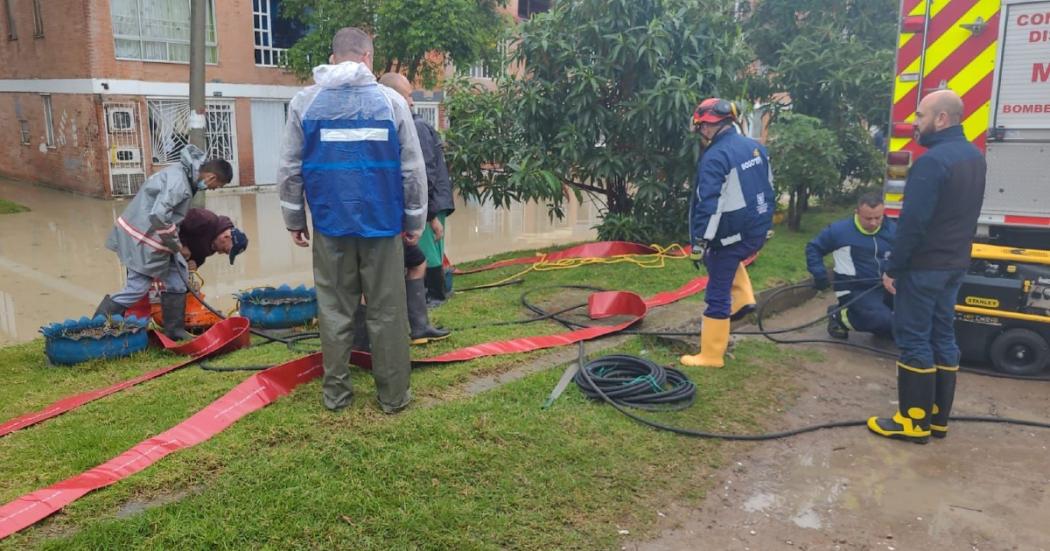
[414,102,440,130]
[41,94,55,148]
[3,0,16,40]
[32,0,43,38]
[253,0,288,67]
[111,0,219,65]
[19,119,30,145]
[468,63,492,80]
[465,39,510,80]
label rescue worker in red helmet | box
[681,98,775,368]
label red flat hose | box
[0,242,711,539]
[0,317,251,439]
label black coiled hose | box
[572,354,696,411]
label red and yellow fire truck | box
[885,0,1050,375]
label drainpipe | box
[189,0,207,207]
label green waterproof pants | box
[312,233,411,412]
[418,213,446,268]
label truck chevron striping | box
[884,0,1050,231]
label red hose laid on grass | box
[0,241,714,539]
[0,317,251,439]
[0,353,323,540]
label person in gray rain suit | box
[94,145,233,340]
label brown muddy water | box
[0,178,599,345]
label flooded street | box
[0,178,599,345]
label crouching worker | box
[681,98,774,369]
[805,192,896,340]
[93,145,233,340]
[178,207,249,271]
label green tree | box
[745,0,895,196]
[445,0,751,243]
[767,113,844,231]
[282,0,507,87]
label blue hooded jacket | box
[806,216,896,297]
[689,127,775,248]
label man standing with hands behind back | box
[869,89,985,443]
[278,27,428,414]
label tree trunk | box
[788,186,803,232]
[605,179,633,215]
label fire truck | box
[884,0,1050,375]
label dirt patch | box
[632,297,1050,550]
[116,486,202,519]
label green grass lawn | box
[0,199,28,215]
[0,208,843,549]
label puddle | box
[742,491,778,513]
[0,178,600,345]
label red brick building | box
[0,0,545,197]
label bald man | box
[869,89,986,444]
[379,73,457,306]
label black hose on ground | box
[179,267,1050,438]
[511,279,1050,382]
[572,354,696,411]
[510,282,1050,440]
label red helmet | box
[692,98,739,127]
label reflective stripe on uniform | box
[117,216,170,252]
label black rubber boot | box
[826,304,849,340]
[407,278,450,344]
[94,295,127,318]
[352,303,370,352]
[867,362,935,444]
[930,365,958,439]
[424,266,448,306]
[160,292,193,341]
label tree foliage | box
[746,0,897,129]
[282,0,507,87]
[767,113,844,231]
[445,0,750,243]
[745,0,895,211]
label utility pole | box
[188,0,207,207]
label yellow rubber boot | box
[867,362,935,444]
[680,316,730,368]
[729,263,756,321]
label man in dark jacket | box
[681,98,774,369]
[806,192,896,340]
[869,89,986,444]
[377,72,451,344]
[379,74,455,303]
[178,208,249,271]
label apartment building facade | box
[0,0,545,197]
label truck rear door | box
[982,0,1050,229]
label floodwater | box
[0,178,599,345]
